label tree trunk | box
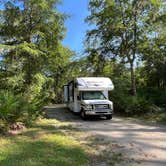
[130,62,136,95]
[53,75,60,103]
[26,37,32,86]
[130,6,137,96]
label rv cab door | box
[76,92,81,112]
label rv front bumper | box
[85,110,113,116]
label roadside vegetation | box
[0,118,130,166]
[85,0,166,122]
[0,0,74,132]
[0,119,88,166]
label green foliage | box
[140,36,166,88]
[111,78,166,116]
[0,0,76,131]
[123,96,151,115]
[0,91,21,125]
[86,0,165,95]
[138,88,166,107]
[111,91,153,116]
[0,0,165,131]
[85,0,166,119]
[0,90,45,132]
[0,91,24,132]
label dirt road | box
[44,105,166,166]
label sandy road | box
[44,105,166,166]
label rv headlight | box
[109,104,113,110]
[84,104,93,110]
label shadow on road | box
[44,104,166,166]
[44,104,108,122]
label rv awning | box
[76,77,114,91]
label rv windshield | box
[82,91,106,100]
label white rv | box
[63,77,114,120]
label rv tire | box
[106,115,112,120]
[80,110,87,120]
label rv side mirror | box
[77,96,80,100]
[75,82,78,88]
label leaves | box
[86,0,165,94]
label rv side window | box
[75,82,78,88]
[69,82,74,102]
[77,95,80,100]
[78,92,82,100]
[63,85,68,102]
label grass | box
[0,119,88,166]
[142,111,166,123]
[126,111,166,125]
[0,117,131,166]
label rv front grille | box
[94,104,109,110]
[95,112,108,114]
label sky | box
[0,0,91,57]
[58,0,90,56]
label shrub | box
[123,96,152,115]
[0,91,21,124]
[110,77,154,116]
[109,75,166,116]
[0,90,45,133]
[110,87,166,117]
[138,88,166,107]
[21,98,45,126]
[111,92,152,116]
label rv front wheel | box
[106,115,112,120]
[80,110,87,120]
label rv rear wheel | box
[80,110,87,120]
[106,115,112,120]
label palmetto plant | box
[0,91,20,126]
